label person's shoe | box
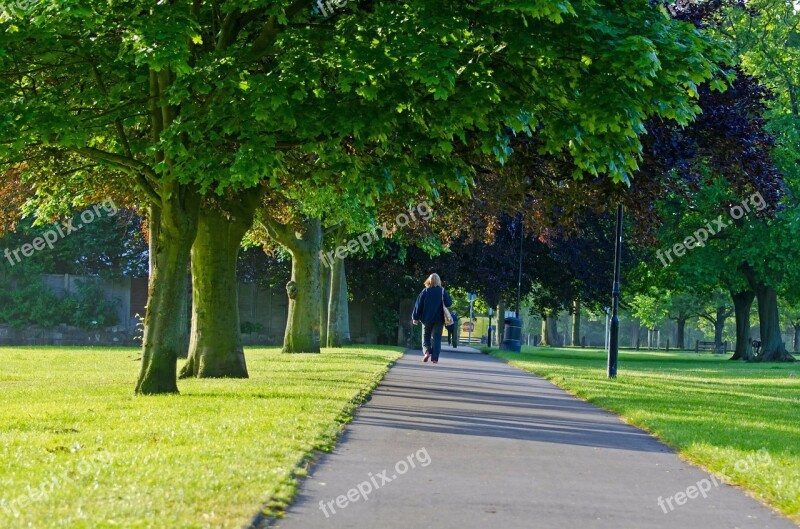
[432,360,438,364]
[423,352,431,362]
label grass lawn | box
[490,346,800,523]
[0,345,403,529]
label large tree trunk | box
[179,200,256,379]
[540,318,548,346]
[136,192,200,395]
[320,260,330,348]
[177,272,190,358]
[754,284,795,362]
[571,300,581,346]
[281,218,322,353]
[675,316,687,350]
[541,313,558,346]
[730,290,755,361]
[327,257,350,347]
[338,266,350,342]
[794,324,800,353]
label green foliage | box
[372,305,399,344]
[714,1,800,303]
[0,273,62,328]
[0,210,147,278]
[630,290,670,329]
[448,286,487,318]
[0,275,120,330]
[721,0,800,179]
[61,281,121,330]
[0,0,730,211]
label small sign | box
[467,293,477,302]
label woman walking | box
[411,273,453,364]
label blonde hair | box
[424,273,442,288]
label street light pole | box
[488,307,494,347]
[517,221,523,318]
[467,293,476,344]
[608,204,623,378]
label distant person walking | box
[412,273,453,364]
[446,310,459,348]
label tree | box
[1,0,731,391]
[780,300,800,352]
[697,291,734,353]
[179,191,263,378]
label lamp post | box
[467,293,477,344]
[517,222,523,317]
[608,204,623,378]
[488,307,494,346]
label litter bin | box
[500,316,522,352]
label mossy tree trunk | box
[730,289,755,361]
[754,284,795,362]
[320,260,330,348]
[177,273,190,358]
[540,312,558,346]
[135,69,201,395]
[263,217,322,353]
[135,189,200,395]
[179,192,260,379]
[327,257,350,347]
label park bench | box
[695,340,729,354]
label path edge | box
[243,349,408,529]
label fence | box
[0,274,385,346]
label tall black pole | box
[608,204,623,378]
[517,221,523,317]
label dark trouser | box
[422,320,445,361]
[445,324,458,347]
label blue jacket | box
[412,286,453,325]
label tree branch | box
[249,0,308,59]
[259,216,296,250]
[72,147,161,205]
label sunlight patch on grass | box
[491,346,800,522]
[0,345,402,529]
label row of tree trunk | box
[536,290,792,362]
[135,199,353,394]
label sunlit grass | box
[0,345,402,529]
[490,346,800,522]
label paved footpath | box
[271,349,798,529]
